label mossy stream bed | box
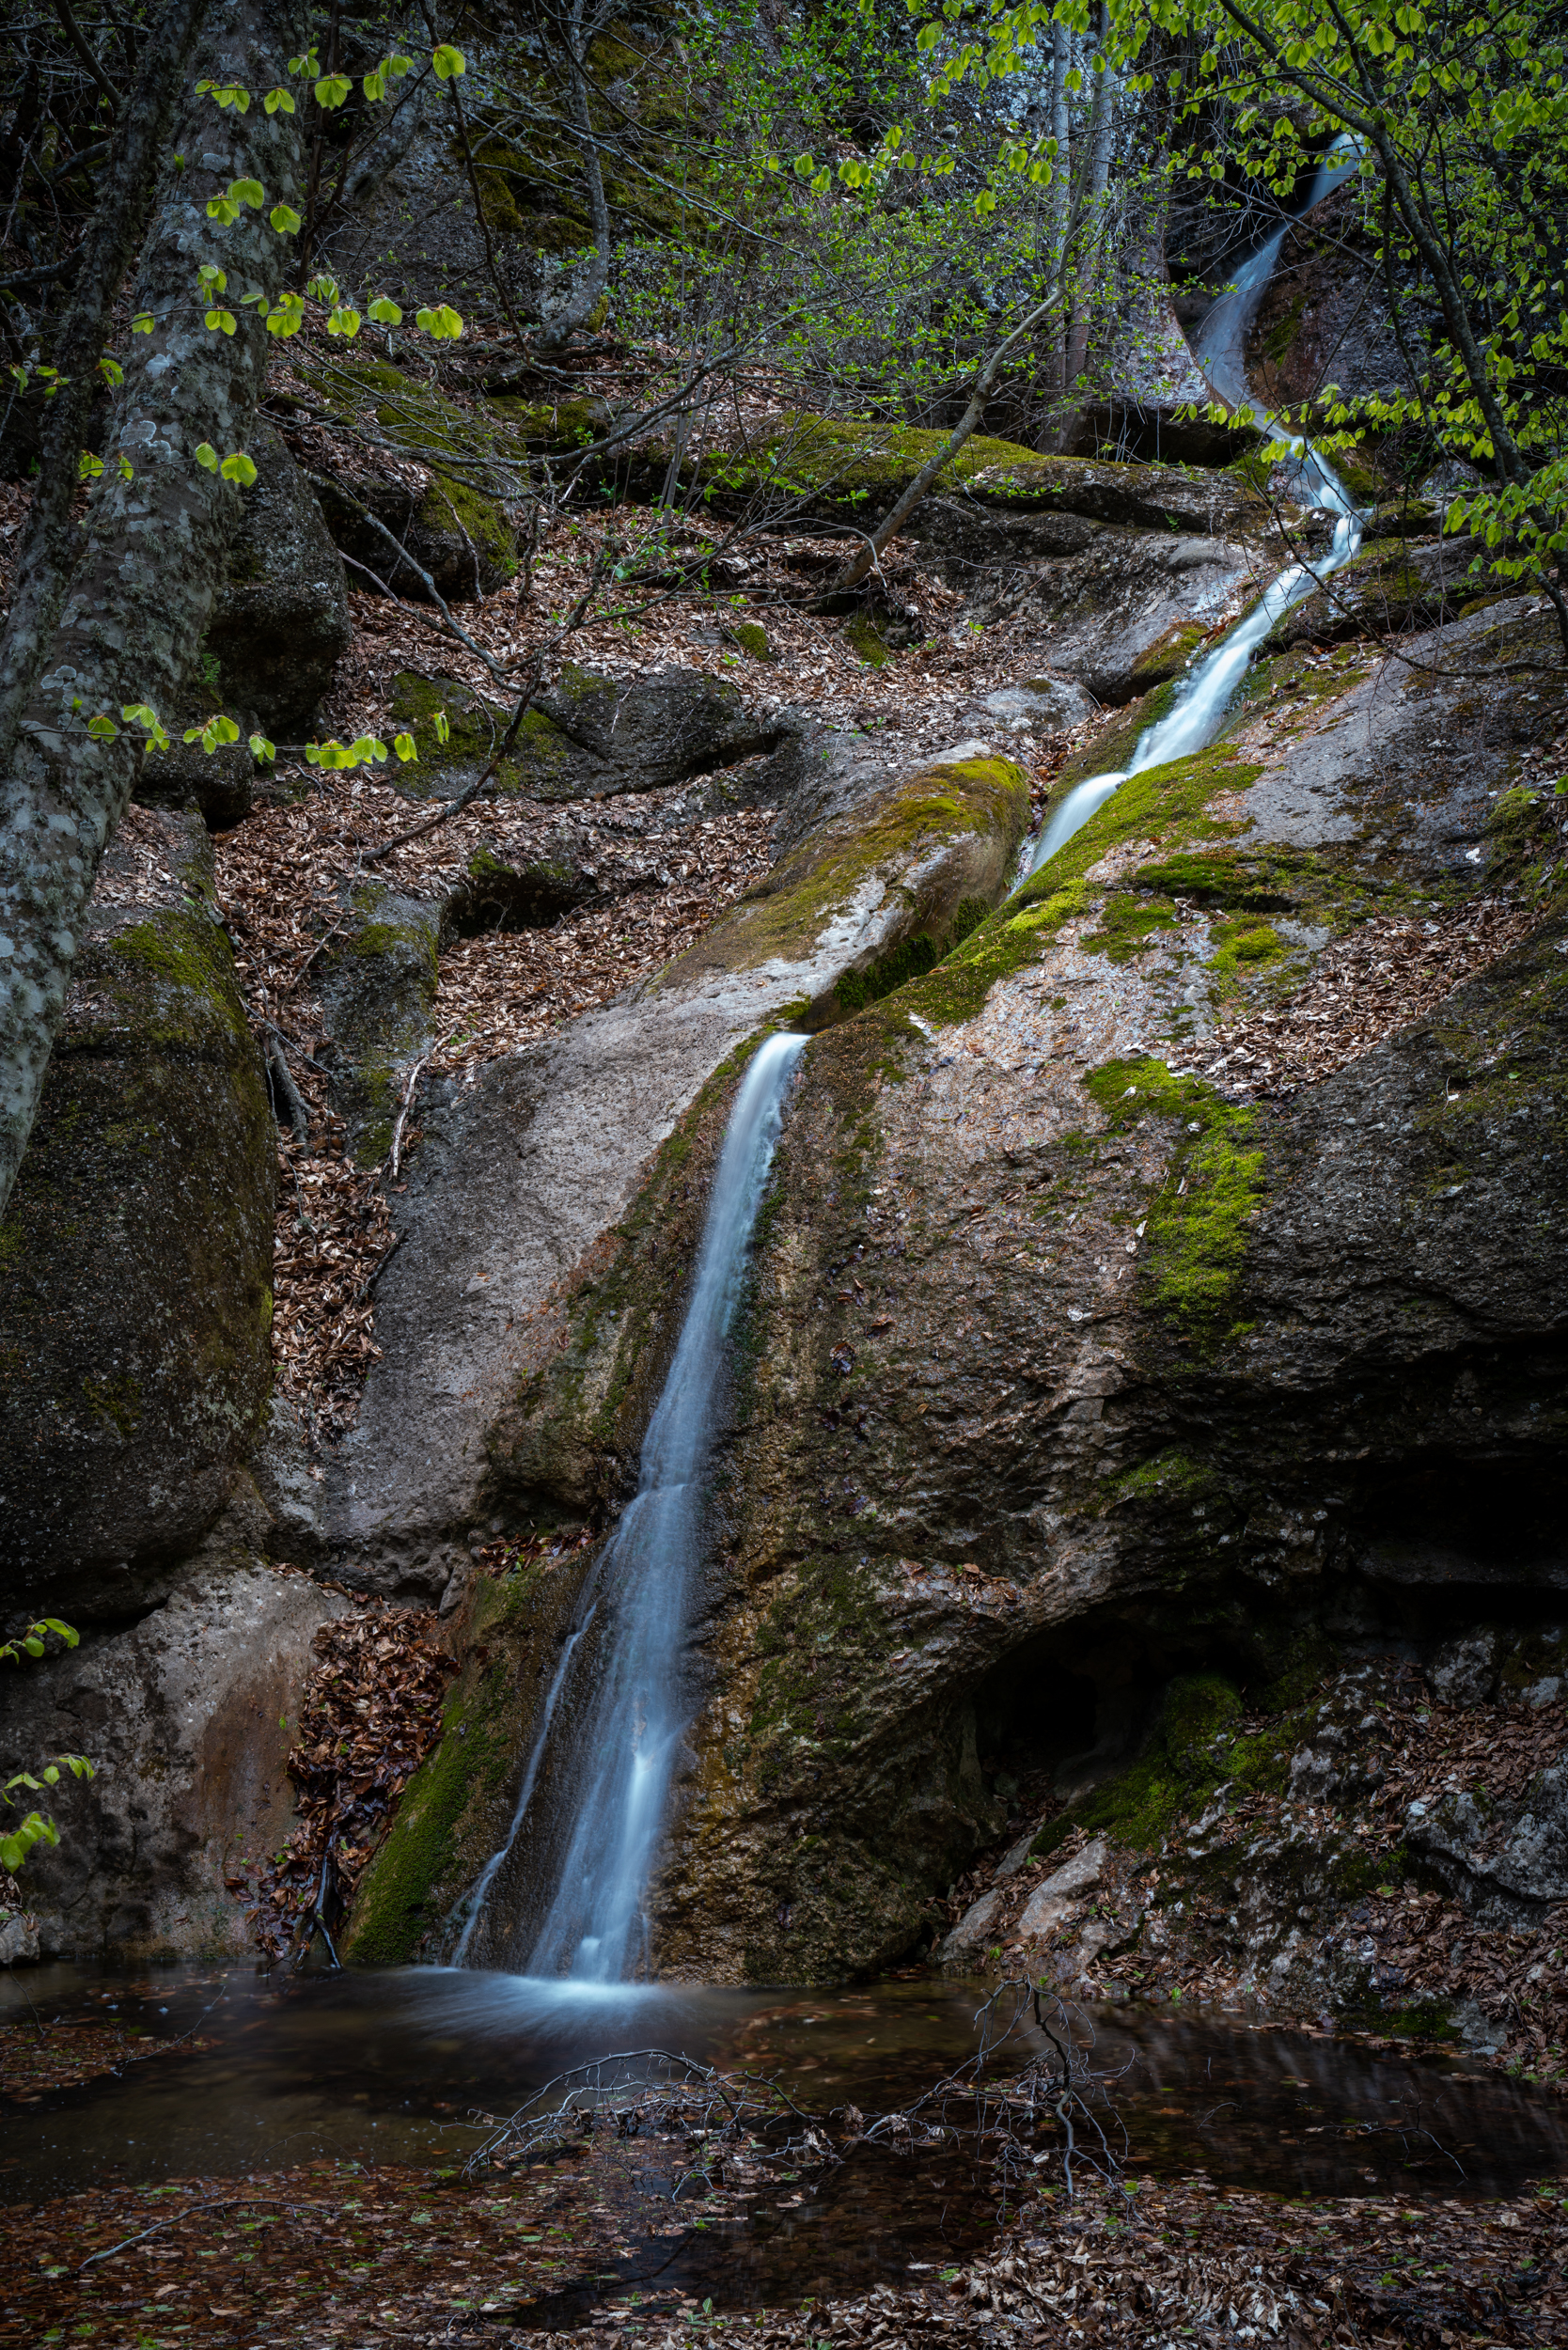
[4,1965,1566,2335]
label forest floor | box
[6,2143,1566,2346]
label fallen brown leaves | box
[213,769,775,1435]
[0,2020,214,2103]
[1209,898,1541,1097]
[230,1605,455,1962]
[8,2145,1568,2348]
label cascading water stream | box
[457,1029,808,1982]
[1029,138,1365,877]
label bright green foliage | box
[2,1619,93,1874]
[944,0,1568,630]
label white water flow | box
[510,1030,808,1982]
[450,1607,596,1967]
[1029,139,1365,878]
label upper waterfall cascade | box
[1030,139,1366,877]
[456,1031,808,1981]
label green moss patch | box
[680,754,1027,983]
[901,742,1261,1029]
[1086,1056,1265,1335]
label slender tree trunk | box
[1050,20,1072,389]
[0,0,212,770]
[538,0,614,352]
[0,0,308,1219]
[1060,3,1116,423]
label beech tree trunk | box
[0,0,308,1219]
[1061,4,1116,414]
[1050,19,1073,388]
[0,0,212,770]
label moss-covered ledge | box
[666,751,1030,1007]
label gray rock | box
[203,420,352,740]
[1017,1839,1108,1942]
[980,680,1093,736]
[0,1904,39,1965]
[387,663,783,806]
[1428,1630,1499,1708]
[935,1886,1004,1964]
[995,1824,1042,1879]
[135,718,260,830]
[1495,1766,1568,1904]
[0,1542,353,1959]
[0,808,274,1615]
[529,665,781,801]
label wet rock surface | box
[633,590,1567,1987]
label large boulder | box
[615,597,1568,1982]
[0,807,275,1619]
[0,1530,353,1960]
[387,662,783,802]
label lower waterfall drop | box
[461,1028,808,1982]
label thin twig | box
[388,1027,457,1178]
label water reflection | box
[3,1964,1564,2313]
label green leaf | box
[249,733,276,763]
[326,305,362,338]
[118,453,133,481]
[414,302,463,340]
[287,49,318,77]
[433,710,451,745]
[306,273,340,306]
[314,72,351,109]
[269,202,301,233]
[194,443,220,471]
[86,713,118,740]
[229,177,264,208]
[266,291,306,337]
[263,86,295,114]
[206,307,238,335]
[131,310,155,334]
[393,731,418,761]
[368,296,402,325]
[78,451,103,481]
[219,451,259,487]
[99,354,123,388]
[431,42,466,79]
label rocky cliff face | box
[5,309,1565,2017]
[636,591,1566,1989]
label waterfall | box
[459,1029,808,1981]
[1030,137,1365,878]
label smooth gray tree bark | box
[0,0,212,771]
[0,0,308,1219]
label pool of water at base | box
[4,1966,1565,2321]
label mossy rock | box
[677,752,1029,993]
[900,736,1261,1030]
[1129,618,1211,691]
[318,886,441,1165]
[0,821,274,1611]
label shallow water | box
[5,1966,1563,2242]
